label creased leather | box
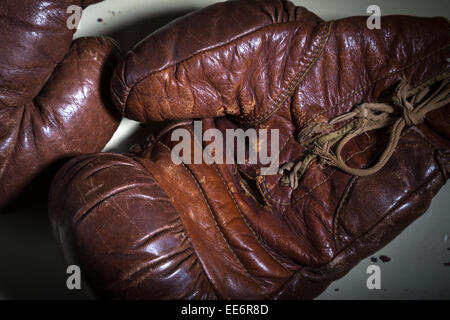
[50,0,449,299]
[0,0,121,209]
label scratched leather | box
[50,0,450,299]
[0,0,121,209]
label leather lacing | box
[279,73,450,190]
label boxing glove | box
[0,0,121,209]
[50,0,449,299]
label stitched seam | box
[247,21,331,125]
[256,134,294,197]
[272,161,442,297]
[261,140,377,206]
[263,168,333,206]
[258,134,293,177]
[245,21,334,127]
[232,135,292,208]
[406,70,450,97]
[236,166,257,181]
[234,135,292,210]
[329,128,437,261]
[157,141,260,286]
[235,168,268,210]
[213,163,291,274]
[123,20,321,116]
[270,134,293,171]
[271,42,450,300]
[314,169,441,273]
[411,127,446,152]
[298,44,450,128]
[260,64,450,206]
[332,176,358,250]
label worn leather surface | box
[0,0,121,209]
[50,0,450,299]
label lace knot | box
[402,107,423,126]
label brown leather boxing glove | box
[0,0,121,209]
[49,0,449,299]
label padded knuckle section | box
[0,0,75,107]
[49,153,215,299]
[0,36,121,209]
[111,0,322,122]
[72,36,121,61]
[36,36,121,153]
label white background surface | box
[0,0,449,299]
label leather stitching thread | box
[298,45,450,129]
[332,176,358,251]
[260,140,376,206]
[279,73,450,187]
[260,58,450,206]
[123,20,325,118]
[244,21,334,127]
[273,128,443,295]
[213,163,291,275]
[330,127,438,255]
